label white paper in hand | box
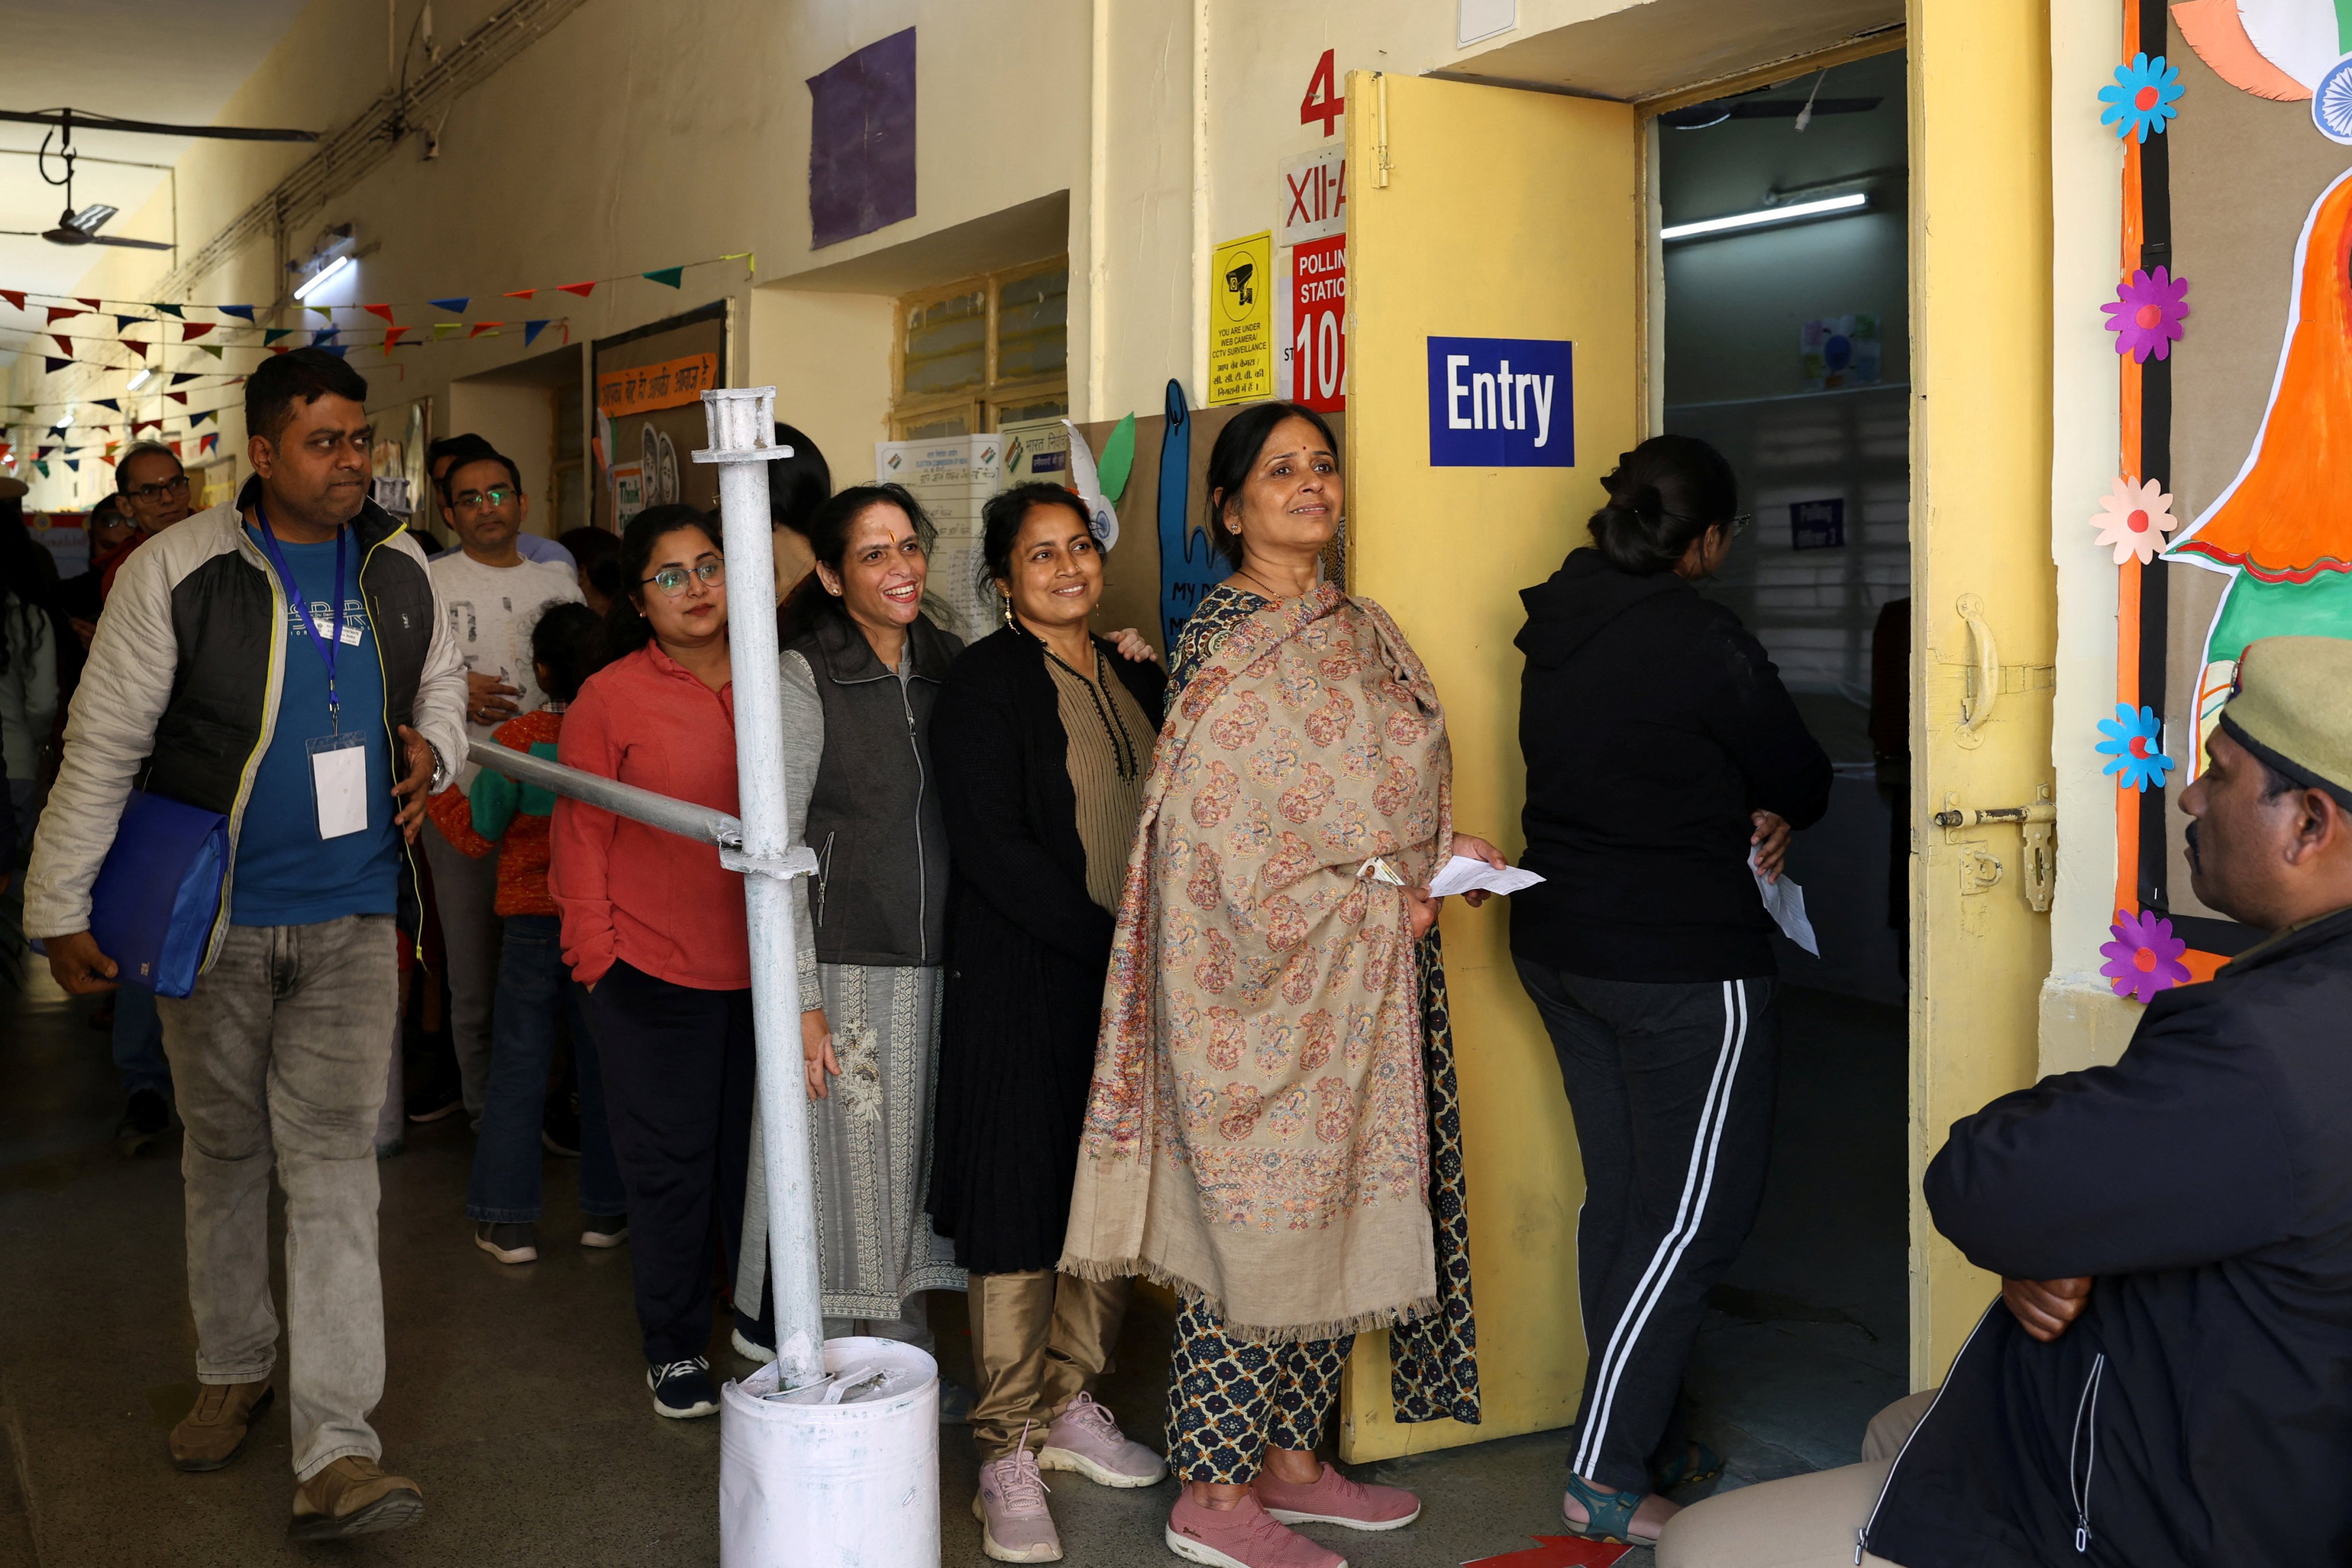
[1749,849,1818,956]
[1426,854,1547,898]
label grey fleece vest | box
[789,612,959,967]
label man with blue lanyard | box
[25,349,466,1540]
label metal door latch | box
[1932,783,2056,913]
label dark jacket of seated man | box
[1864,638,2352,1568]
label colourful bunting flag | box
[219,305,254,322]
[120,339,145,360]
[51,334,71,355]
[385,325,411,349]
[365,304,395,323]
[262,328,293,345]
[43,357,67,373]
[181,323,214,341]
[432,322,462,341]
[47,307,82,324]
[169,372,197,385]
[153,303,183,318]
[642,267,684,289]
[0,290,23,310]
[721,250,755,276]
[468,322,503,339]
[169,441,182,457]
[136,420,160,433]
[99,455,114,468]
[304,304,331,319]
[63,459,78,472]
[523,319,549,346]
[32,460,47,478]
[318,343,349,357]
[114,314,141,331]
[36,445,52,458]
[269,345,290,356]
[92,399,119,412]
[504,289,535,300]
[76,296,99,309]
[200,433,218,454]
[558,281,596,297]
[198,345,223,359]
[430,297,469,313]
[167,392,187,405]
[194,408,217,426]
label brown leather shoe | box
[169,1379,274,1472]
[289,1456,424,1541]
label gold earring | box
[1000,592,1014,627]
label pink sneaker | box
[974,1449,1061,1563]
[1040,1393,1169,1488]
[1167,1491,1345,1568]
[1255,1462,1421,1531]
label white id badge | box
[306,732,370,840]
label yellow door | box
[1337,68,1639,1460]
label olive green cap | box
[2218,636,2352,809]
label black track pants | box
[1515,960,1779,1494]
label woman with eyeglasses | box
[1510,434,1831,1547]
[730,482,968,1373]
[550,503,754,1421]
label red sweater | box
[424,708,563,918]
[550,644,749,990]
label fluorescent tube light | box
[126,366,150,391]
[1660,192,1867,241]
[57,405,74,428]
[293,252,353,301]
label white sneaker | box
[730,1326,776,1365]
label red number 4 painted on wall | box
[1301,48,1343,136]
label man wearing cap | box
[1658,635,2352,1568]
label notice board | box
[592,302,727,531]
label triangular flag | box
[47,306,82,324]
[313,327,339,345]
[269,345,291,356]
[152,302,184,318]
[99,455,115,468]
[306,304,333,319]
[195,408,217,426]
[36,445,53,458]
[364,303,395,323]
[641,267,684,289]
[218,304,256,322]
[0,290,23,310]
[51,334,72,356]
[167,392,188,405]
[432,322,462,340]
[181,322,214,341]
[32,459,47,477]
[120,339,145,361]
[78,296,101,309]
[198,344,223,359]
[504,289,536,300]
[114,314,141,332]
[92,399,119,412]
[721,250,755,277]
[316,343,350,357]
[262,327,293,345]
[104,441,120,454]
[468,322,503,338]
[136,419,160,432]
[429,297,470,313]
[169,441,183,457]
[558,280,596,297]
[63,458,78,472]
[523,319,549,346]
[384,325,412,349]
[200,432,218,454]
[43,357,68,374]
[170,372,197,386]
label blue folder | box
[86,790,229,999]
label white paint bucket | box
[719,1337,941,1567]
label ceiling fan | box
[0,106,316,253]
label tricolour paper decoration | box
[152,302,183,318]
[558,281,596,297]
[181,323,213,341]
[0,290,22,310]
[365,304,396,323]
[2091,476,2180,563]
[468,322,503,338]
[523,320,549,345]
[2101,909,2193,1002]
[218,305,255,322]
[642,267,683,289]
[46,306,80,324]
[2103,267,2191,362]
[2096,702,2177,791]
[262,328,293,346]
[200,433,218,454]
[430,296,470,314]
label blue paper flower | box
[2099,53,2183,142]
[2096,704,2176,791]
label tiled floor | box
[0,902,1904,1567]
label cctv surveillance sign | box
[1426,337,1574,467]
[1208,231,1275,405]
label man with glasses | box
[421,448,582,1133]
[25,347,464,1539]
[99,442,197,598]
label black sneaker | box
[473,1222,539,1264]
[648,1357,719,1419]
[579,1212,628,1249]
[405,1084,463,1124]
[117,1088,170,1157]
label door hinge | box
[1932,783,2056,913]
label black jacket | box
[1864,906,2352,1568]
[1510,549,1830,982]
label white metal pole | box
[693,387,827,1392]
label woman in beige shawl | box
[1062,403,1501,1568]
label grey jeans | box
[421,817,501,1117]
[158,914,400,1481]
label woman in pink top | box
[550,503,749,1422]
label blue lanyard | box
[252,508,346,731]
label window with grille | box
[892,258,1068,438]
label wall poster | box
[592,302,727,532]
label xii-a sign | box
[1425,337,1574,468]
[1280,146,1346,245]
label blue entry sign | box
[1426,336,1574,467]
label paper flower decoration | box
[2097,703,2177,791]
[2101,909,2192,1003]
[2103,267,2191,362]
[2090,476,2180,563]
[2101,52,2186,141]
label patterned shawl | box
[1061,584,1453,1342]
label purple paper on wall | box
[808,28,917,249]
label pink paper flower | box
[2100,909,2192,1003]
[2103,267,2191,362]
[2090,475,2179,564]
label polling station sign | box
[1426,337,1573,467]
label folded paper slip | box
[88,790,229,997]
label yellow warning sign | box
[1207,231,1275,406]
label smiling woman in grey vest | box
[732,482,967,1365]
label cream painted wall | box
[749,287,894,488]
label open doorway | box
[1654,44,1910,1488]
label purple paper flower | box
[2100,909,2192,1003]
[2098,53,2183,143]
[2103,267,2190,362]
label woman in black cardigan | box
[929,483,1169,1562]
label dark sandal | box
[1561,1473,1646,1545]
[1655,1439,1725,1491]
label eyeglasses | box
[642,558,725,596]
[124,474,190,503]
[453,485,517,510]
[1726,513,1754,539]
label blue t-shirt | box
[230,526,402,926]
